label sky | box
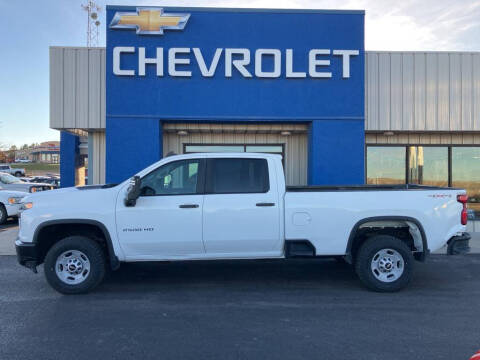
[0,0,479,148]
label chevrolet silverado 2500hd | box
[15,153,470,294]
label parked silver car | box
[0,172,56,193]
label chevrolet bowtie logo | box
[109,7,190,35]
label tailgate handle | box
[179,204,199,209]
[256,202,275,207]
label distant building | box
[15,141,60,163]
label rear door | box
[202,157,282,257]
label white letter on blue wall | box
[333,50,359,78]
[113,46,135,76]
[193,48,223,77]
[255,49,281,78]
[139,47,163,76]
[225,49,252,78]
[168,48,192,77]
[308,49,332,78]
[286,49,306,78]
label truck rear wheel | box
[355,235,413,292]
[44,236,106,294]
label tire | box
[44,236,106,294]
[355,235,414,292]
[0,204,7,224]
[14,172,22,177]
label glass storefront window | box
[367,147,406,184]
[452,147,480,217]
[408,146,448,187]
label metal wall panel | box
[91,131,106,184]
[365,132,480,145]
[162,123,308,186]
[474,55,480,131]
[49,48,63,129]
[365,51,480,131]
[413,53,426,131]
[49,47,105,130]
[402,53,414,130]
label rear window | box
[206,158,269,194]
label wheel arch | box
[345,216,429,263]
[33,219,120,270]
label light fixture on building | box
[280,131,291,136]
[177,130,188,136]
[383,131,395,136]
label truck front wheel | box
[355,235,413,292]
[44,236,106,294]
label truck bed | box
[287,184,459,192]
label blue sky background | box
[0,0,479,148]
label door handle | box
[179,204,199,209]
[256,202,275,207]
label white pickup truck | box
[0,164,25,177]
[15,153,470,294]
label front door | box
[116,158,205,259]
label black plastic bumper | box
[15,240,39,268]
[447,233,471,255]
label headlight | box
[8,197,24,205]
[20,202,33,210]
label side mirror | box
[124,176,142,207]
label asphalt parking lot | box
[1,247,480,360]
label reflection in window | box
[367,147,406,184]
[141,159,199,196]
[408,147,448,187]
[452,147,480,216]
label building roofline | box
[106,5,365,15]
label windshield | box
[0,173,22,184]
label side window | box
[206,158,269,194]
[140,159,200,196]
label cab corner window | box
[140,159,200,196]
[206,158,269,194]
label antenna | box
[81,1,102,47]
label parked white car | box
[0,172,56,192]
[0,190,27,224]
[15,153,470,294]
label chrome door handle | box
[256,202,275,207]
[179,204,199,209]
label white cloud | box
[103,0,480,50]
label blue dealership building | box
[50,5,480,225]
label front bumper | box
[15,239,39,269]
[447,233,471,255]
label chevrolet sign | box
[112,47,359,78]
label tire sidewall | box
[356,235,413,292]
[0,204,7,224]
[44,236,106,294]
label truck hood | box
[22,184,119,204]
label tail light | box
[457,194,468,225]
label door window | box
[206,158,269,194]
[140,159,201,196]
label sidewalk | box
[1,227,480,256]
